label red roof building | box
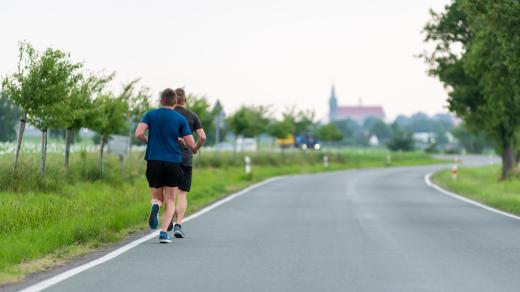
[329,85,385,123]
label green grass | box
[433,165,520,216]
[0,149,441,285]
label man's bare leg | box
[160,187,177,232]
[150,187,164,205]
[175,191,188,225]
[171,190,188,238]
[166,189,176,231]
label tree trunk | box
[501,143,516,180]
[233,137,238,159]
[12,114,27,175]
[119,154,125,176]
[40,129,48,177]
[64,128,73,172]
[98,136,107,176]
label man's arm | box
[194,128,207,153]
[182,134,197,153]
[135,122,148,144]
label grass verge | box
[432,165,520,216]
[0,150,441,285]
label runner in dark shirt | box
[175,106,202,167]
[168,88,206,238]
[135,88,197,243]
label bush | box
[387,132,415,152]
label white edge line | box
[20,176,283,292]
[424,172,520,222]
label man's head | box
[160,88,176,106]
[174,88,186,106]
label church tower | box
[329,84,338,122]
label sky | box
[0,0,451,121]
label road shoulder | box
[425,168,520,222]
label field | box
[0,148,441,284]
[433,165,520,216]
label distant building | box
[328,85,385,123]
[368,134,379,147]
[412,132,436,149]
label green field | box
[433,165,520,216]
[0,149,441,285]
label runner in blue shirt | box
[135,88,197,243]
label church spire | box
[329,84,338,122]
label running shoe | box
[174,224,186,238]
[159,231,172,243]
[148,204,160,229]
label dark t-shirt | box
[174,106,203,166]
[141,108,191,163]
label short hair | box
[175,88,186,105]
[161,88,176,106]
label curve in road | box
[16,156,520,292]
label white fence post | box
[323,155,329,168]
[245,156,251,175]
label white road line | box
[20,176,283,292]
[424,173,520,222]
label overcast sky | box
[0,0,451,121]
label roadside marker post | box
[245,156,251,175]
[323,155,329,168]
[451,157,460,180]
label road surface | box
[18,156,520,291]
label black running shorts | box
[179,165,192,192]
[146,160,184,188]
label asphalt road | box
[28,156,520,291]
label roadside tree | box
[187,95,216,141]
[387,123,414,152]
[87,88,129,176]
[316,123,343,142]
[121,80,151,148]
[268,118,295,140]
[282,107,316,135]
[227,105,271,138]
[61,73,113,171]
[424,0,520,178]
[1,42,82,176]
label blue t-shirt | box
[141,108,191,163]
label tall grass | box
[0,150,143,193]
